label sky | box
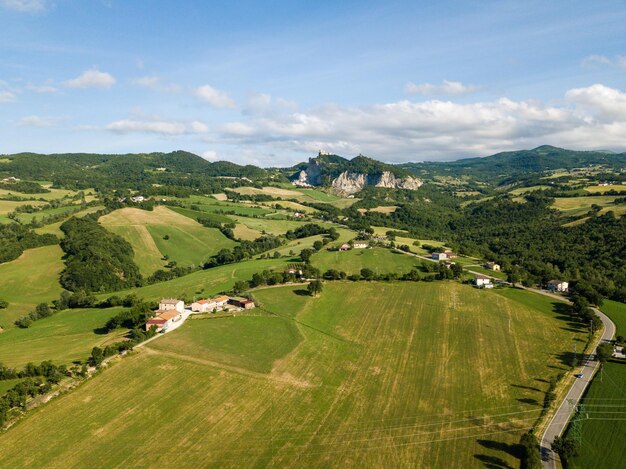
[1,0,626,166]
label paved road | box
[536,297,615,469]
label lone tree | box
[307,280,323,297]
[596,342,614,363]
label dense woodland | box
[59,217,142,293]
[0,224,57,264]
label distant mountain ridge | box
[0,150,267,180]
[398,145,626,182]
[2,146,625,190]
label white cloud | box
[18,115,64,127]
[0,90,16,103]
[106,118,209,136]
[405,80,480,96]
[566,84,626,121]
[581,54,626,69]
[189,120,209,133]
[132,76,181,93]
[195,84,236,108]
[65,69,116,89]
[212,84,626,164]
[0,0,47,12]
[202,150,219,161]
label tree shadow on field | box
[551,302,587,332]
[473,454,514,469]
[510,383,541,392]
[517,397,540,406]
[93,326,109,335]
[477,439,524,459]
[554,351,578,367]
[293,289,309,297]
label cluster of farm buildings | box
[146,296,255,333]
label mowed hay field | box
[312,247,420,276]
[0,245,64,330]
[100,206,236,274]
[0,282,586,468]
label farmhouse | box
[484,262,501,271]
[213,295,230,307]
[228,297,256,309]
[285,268,303,278]
[159,298,185,313]
[131,195,145,203]
[443,249,457,259]
[474,275,493,288]
[191,299,217,312]
[145,309,182,332]
[547,280,569,292]
[432,252,447,260]
[339,243,351,251]
[353,242,368,249]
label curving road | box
[537,297,615,469]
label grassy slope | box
[0,307,127,368]
[0,282,587,468]
[148,224,236,267]
[99,257,293,302]
[311,247,420,276]
[100,206,236,274]
[600,300,626,337]
[552,195,619,216]
[0,245,64,330]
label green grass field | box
[600,300,626,336]
[583,184,626,193]
[552,195,619,216]
[167,206,233,224]
[13,204,83,224]
[0,245,64,331]
[99,257,293,303]
[150,315,303,373]
[565,362,626,469]
[0,307,127,368]
[509,185,552,195]
[311,247,420,276]
[148,224,236,268]
[100,206,236,274]
[0,282,587,468]
[230,215,309,235]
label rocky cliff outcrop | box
[292,154,423,194]
[330,170,423,194]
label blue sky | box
[1,0,625,165]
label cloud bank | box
[211,84,626,164]
[106,118,208,136]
